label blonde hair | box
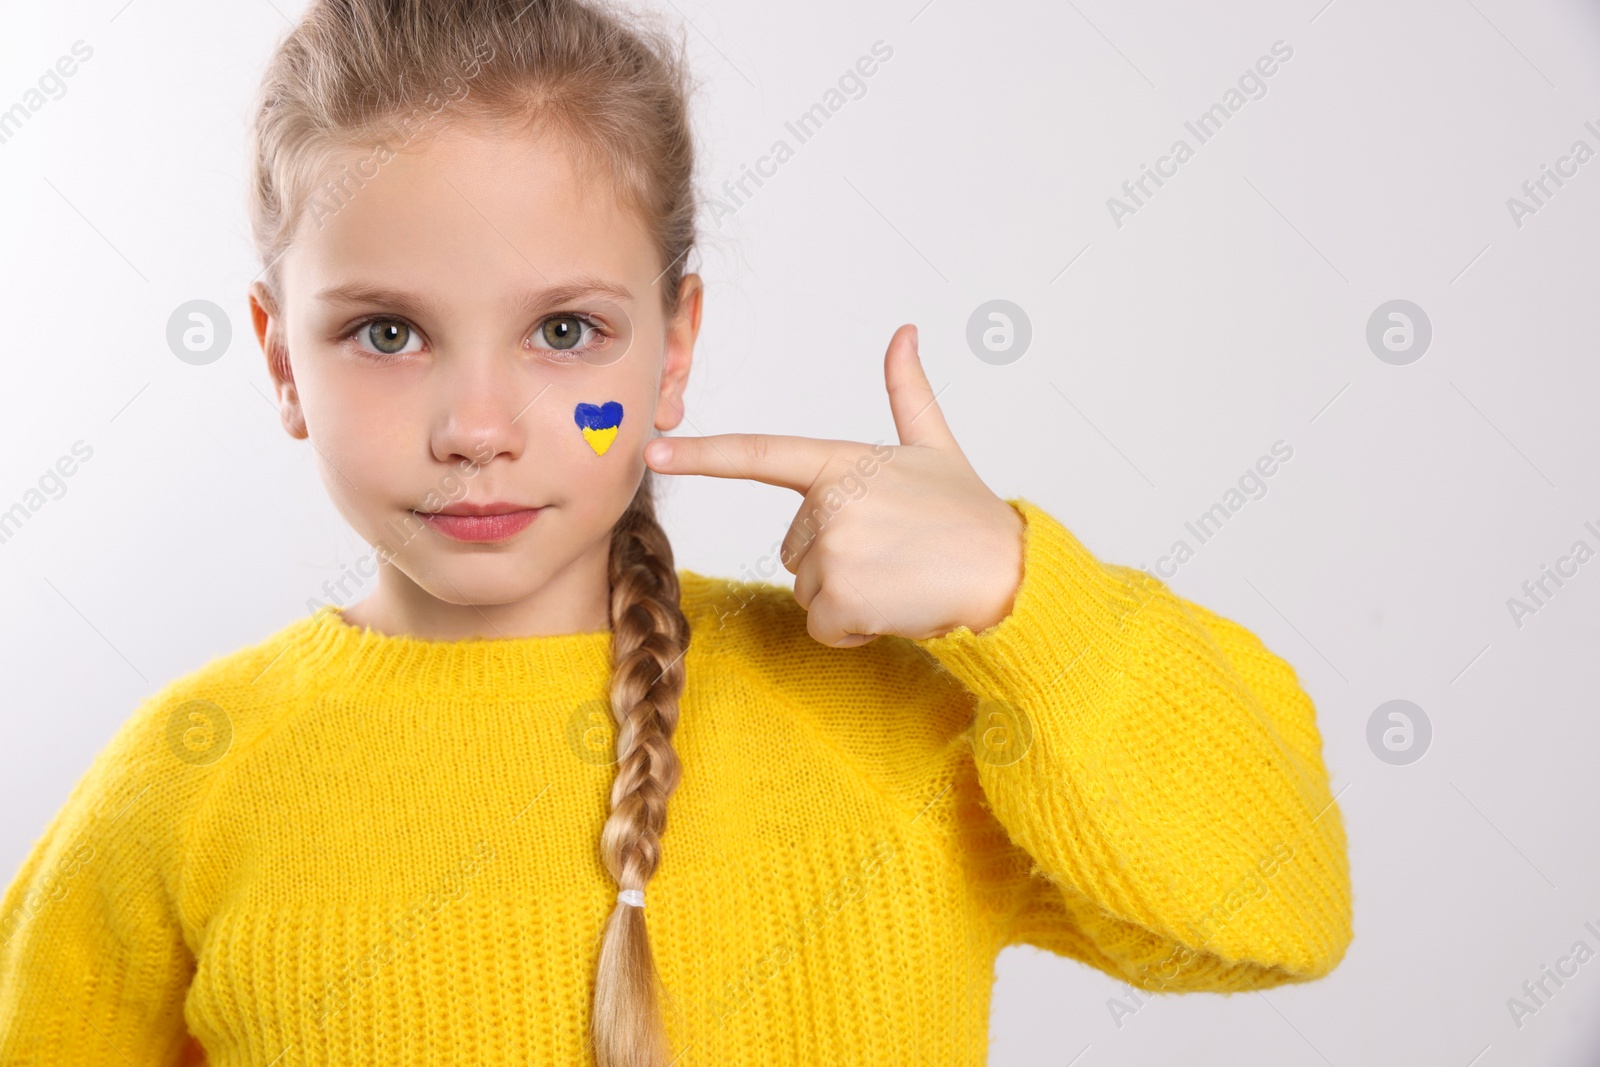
[247,2,697,1063]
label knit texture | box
[0,498,1351,1065]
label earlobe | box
[653,380,685,433]
[278,381,309,440]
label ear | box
[249,281,308,440]
[654,273,702,433]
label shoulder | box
[671,570,978,803]
[675,566,825,665]
[68,613,324,832]
[126,613,323,766]
[15,614,323,912]
[676,567,801,653]
[675,568,970,708]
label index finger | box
[644,433,839,494]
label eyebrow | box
[313,276,635,318]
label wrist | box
[960,499,1026,634]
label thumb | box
[884,324,959,450]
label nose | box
[428,345,533,470]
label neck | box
[341,537,613,641]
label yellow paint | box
[581,425,619,456]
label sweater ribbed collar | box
[287,603,617,695]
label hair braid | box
[593,472,689,1067]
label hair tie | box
[617,889,645,909]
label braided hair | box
[594,475,689,1064]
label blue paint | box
[573,401,623,432]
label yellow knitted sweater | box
[0,499,1351,1065]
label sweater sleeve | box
[913,498,1352,992]
[0,694,198,1062]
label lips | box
[414,503,542,543]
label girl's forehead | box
[286,122,658,297]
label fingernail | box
[647,438,672,465]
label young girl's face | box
[251,120,700,625]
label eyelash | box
[343,313,611,362]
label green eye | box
[366,320,411,355]
[541,315,585,350]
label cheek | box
[554,404,639,475]
[292,345,417,501]
[555,358,659,462]
[542,371,653,512]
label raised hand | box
[643,324,1025,647]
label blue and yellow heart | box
[574,401,623,456]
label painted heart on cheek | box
[573,401,623,456]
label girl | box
[0,0,1352,1064]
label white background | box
[3,1,1599,1063]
